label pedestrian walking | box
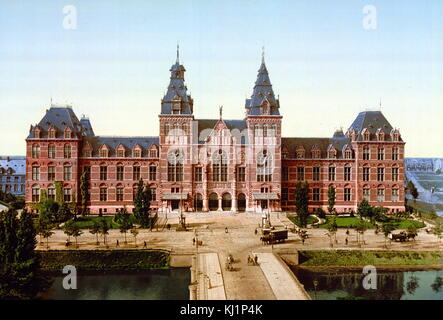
[116,239,119,247]
[225,227,228,233]
[254,229,258,235]
[345,237,348,245]
[143,241,147,248]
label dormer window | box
[133,146,142,158]
[328,147,337,159]
[377,129,385,141]
[48,127,56,139]
[172,95,181,114]
[64,128,72,139]
[344,149,352,159]
[362,128,370,141]
[34,127,41,139]
[391,129,400,142]
[149,147,158,158]
[116,146,125,158]
[312,146,321,159]
[296,146,305,159]
[99,146,109,158]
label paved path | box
[255,253,311,300]
[197,253,226,300]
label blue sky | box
[0,0,442,156]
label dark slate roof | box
[28,106,82,139]
[282,131,351,159]
[0,157,26,175]
[83,136,159,158]
[160,61,193,115]
[196,119,248,145]
[348,111,400,141]
[245,61,280,116]
[80,117,95,137]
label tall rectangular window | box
[32,166,40,181]
[282,167,289,181]
[100,188,107,201]
[363,147,370,160]
[63,166,71,181]
[151,188,157,201]
[392,189,399,202]
[32,145,40,158]
[212,163,220,181]
[344,188,351,201]
[117,166,124,181]
[237,167,246,182]
[297,167,305,181]
[363,188,370,199]
[133,166,141,181]
[100,166,107,181]
[344,166,351,181]
[377,188,385,202]
[64,145,72,158]
[194,166,202,182]
[392,167,399,181]
[392,147,399,161]
[363,167,370,181]
[377,148,384,161]
[313,188,320,201]
[149,166,157,181]
[48,145,56,158]
[116,187,124,201]
[313,167,320,181]
[63,188,72,202]
[48,166,55,181]
[377,167,384,181]
[328,167,335,181]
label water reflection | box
[40,269,190,300]
[292,267,443,300]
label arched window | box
[164,122,170,135]
[63,187,72,202]
[32,185,40,202]
[149,146,158,158]
[99,186,107,202]
[212,150,227,182]
[377,186,385,202]
[133,146,142,158]
[64,144,72,158]
[254,124,260,136]
[32,165,40,181]
[48,144,56,158]
[263,124,268,137]
[48,184,56,200]
[48,127,56,139]
[63,165,72,181]
[257,149,273,182]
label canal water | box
[40,269,190,300]
[292,267,443,300]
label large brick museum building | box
[25,53,406,214]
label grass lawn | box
[288,215,319,227]
[319,216,375,229]
[380,217,425,229]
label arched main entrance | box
[237,193,246,212]
[209,193,218,211]
[222,193,232,211]
[194,193,203,211]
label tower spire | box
[261,46,265,64]
[176,43,180,63]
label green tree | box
[327,186,336,215]
[90,220,101,245]
[357,198,373,221]
[80,171,89,216]
[38,199,59,222]
[294,181,309,228]
[130,228,139,247]
[71,224,83,249]
[134,179,151,228]
[56,203,73,222]
[328,217,338,244]
[356,220,368,245]
[0,209,49,299]
[63,219,75,244]
[119,208,133,244]
[407,181,419,203]
[99,218,110,246]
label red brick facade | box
[25,57,405,214]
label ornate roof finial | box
[262,46,265,64]
[219,105,223,119]
[176,43,180,63]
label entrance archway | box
[238,193,246,212]
[209,193,218,211]
[194,193,203,211]
[222,193,232,211]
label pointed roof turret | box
[245,50,280,116]
[160,47,193,115]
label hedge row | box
[298,250,443,267]
[37,249,170,271]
